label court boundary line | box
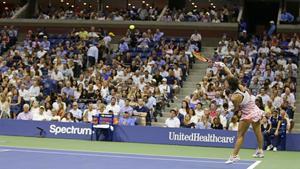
[247,161,261,169]
[0,145,257,163]
[0,149,10,152]
[2,148,254,165]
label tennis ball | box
[129,25,135,30]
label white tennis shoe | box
[225,155,240,164]
[252,150,264,158]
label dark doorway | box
[168,0,186,10]
[243,0,280,34]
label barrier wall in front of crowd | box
[0,19,238,39]
[0,119,299,151]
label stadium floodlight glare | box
[191,2,195,5]
[128,3,131,6]
[60,0,64,3]
[132,5,136,9]
[71,5,74,8]
[66,2,69,5]
[211,3,214,6]
[146,3,149,6]
[3,1,6,4]
[213,5,216,8]
[194,5,197,8]
[142,1,145,4]
[83,2,87,5]
[106,5,109,8]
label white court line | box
[9,149,253,165]
[0,149,10,152]
[247,161,261,169]
[0,145,256,163]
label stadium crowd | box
[164,31,298,150]
[0,26,18,55]
[161,5,239,23]
[0,25,203,127]
[37,4,160,21]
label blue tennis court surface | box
[0,146,260,169]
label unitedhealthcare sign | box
[168,132,235,144]
[0,119,300,151]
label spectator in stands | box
[9,88,22,119]
[211,116,223,130]
[178,100,190,116]
[268,21,276,38]
[17,104,32,120]
[61,112,75,122]
[87,43,99,67]
[190,30,202,51]
[119,112,136,126]
[32,106,47,121]
[69,102,83,122]
[134,99,151,126]
[228,115,239,131]
[0,95,10,119]
[104,97,120,116]
[195,114,211,129]
[83,103,98,123]
[280,11,294,24]
[165,109,180,128]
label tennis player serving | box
[214,62,264,164]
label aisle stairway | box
[293,66,300,133]
[152,47,215,127]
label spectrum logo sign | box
[49,124,92,135]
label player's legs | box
[252,121,263,150]
[226,120,250,164]
[232,120,250,156]
[252,121,264,157]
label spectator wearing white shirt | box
[51,68,64,81]
[165,109,180,128]
[69,102,83,121]
[257,88,271,106]
[287,44,299,56]
[104,97,121,116]
[87,43,99,67]
[28,80,40,100]
[158,78,170,98]
[19,84,30,103]
[88,26,99,38]
[195,102,204,117]
[281,87,295,106]
[258,43,269,55]
[32,106,47,121]
[277,55,287,67]
[52,95,66,111]
[190,31,202,51]
[83,103,98,123]
[17,104,33,120]
[228,115,239,131]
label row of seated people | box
[0,26,202,126]
[164,32,298,150]
[37,4,160,21]
[161,5,239,23]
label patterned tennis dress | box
[234,89,264,122]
